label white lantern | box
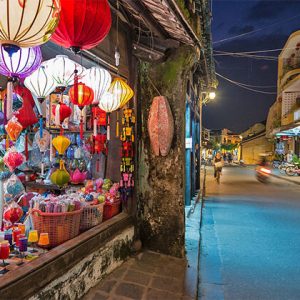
[24,66,55,103]
[99,92,120,113]
[82,66,112,105]
[42,55,85,88]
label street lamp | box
[199,89,216,198]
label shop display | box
[0,1,135,277]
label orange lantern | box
[69,83,94,138]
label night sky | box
[203,0,300,133]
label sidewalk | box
[83,251,194,300]
[271,169,300,185]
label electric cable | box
[216,72,277,94]
[213,13,300,45]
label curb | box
[270,173,300,186]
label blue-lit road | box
[199,166,300,300]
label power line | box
[216,72,277,94]
[213,13,300,45]
[214,51,278,61]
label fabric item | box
[0,0,60,48]
[51,0,111,50]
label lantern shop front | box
[0,1,137,298]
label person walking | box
[213,152,224,182]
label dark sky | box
[203,0,300,133]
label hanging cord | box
[147,75,161,96]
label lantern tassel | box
[116,110,120,137]
[74,69,78,105]
[5,135,9,150]
[96,158,100,173]
[6,80,13,120]
[93,117,97,137]
[55,104,60,126]
[80,113,84,140]
[39,115,43,138]
[25,133,28,161]
[107,114,110,141]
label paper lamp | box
[50,161,70,187]
[0,46,42,79]
[99,92,120,113]
[109,78,134,109]
[24,66,56,103]
[34,130,50,153]
[82,67,111,105]
[51,0,111,53]
[42,55,85,88]
[52,103,72,126]
[38,233,50,247]
[69,83,94,109]
[0,0,60,54]
[52,135,70,155]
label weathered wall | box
[241,134,273,165]
[136,45,199,258]
[29,226,134,300]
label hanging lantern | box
[34,130,50,153]
[24,66,56,103]
[0,46,42,79]
[42,55,85,88]
[0,46,42,121]
[109,78,134,109]
[5,116,23,141]
[52,135,70,155]
[50,160,70,187]
[51,0,111,53]
[69,83,94,139]
[99,92,120,140]
[52,103,72,126]
[0,0,60,55]
[82,67,111,105]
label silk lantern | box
[42,55,85,88]
[99,92,120,140]
[14,84,35,107]
[50,160,70,187]
[52,103,72,126]
[51,0,111,53]
[109,78,134,137]
[24,65,56,138]
[52,135,70,155]
[0,46,42,121]
[0,0,60,55]
[69,83,94,138]
[15,97,38,129]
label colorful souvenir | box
[52,135,71,155]
[5,116,23,141]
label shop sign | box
[186,137,193,149]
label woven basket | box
[31,209,81,248]
[80,202,104,231]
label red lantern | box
[14,84,35,107]
[51,0,111,53]
[15,97,38,128]
[52,103,72,124]
[92,107,107,126]
[69,83,94,109]
[69,83,94,138]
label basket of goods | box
[103,182,121,221]
[30,194,82,248]
[80,192,105,231]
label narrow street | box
[199,166,300,300]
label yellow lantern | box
[0,0,60,52]
[52,135,70,155]
[109,78,134,109]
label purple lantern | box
[0,46,42,79]
[0,46,42,121]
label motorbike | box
[256,166,271,183]
[285,164,300,176]
[278,162,295,174]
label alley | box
[199,166,300,300]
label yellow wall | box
[241,135,273,165]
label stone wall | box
[28,226,135,300]
[136,45,199,258]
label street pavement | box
[199,166,300,300]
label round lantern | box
[0,46,42,79]
[99,92,120,113]
[0,0,60,55]
[51,0,111,53]
[82,67,111,105]
[15,97,38,128]
[24,66,56,103]
[109,78,134,109]
[50,161,70,187]
[69,83,94,109]
[52,135,70,155]
[52,103,72,126]
[42,55,85,88]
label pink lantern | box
[3,147,25,171]
[70,169,87,184]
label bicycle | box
[216,167,221,184]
